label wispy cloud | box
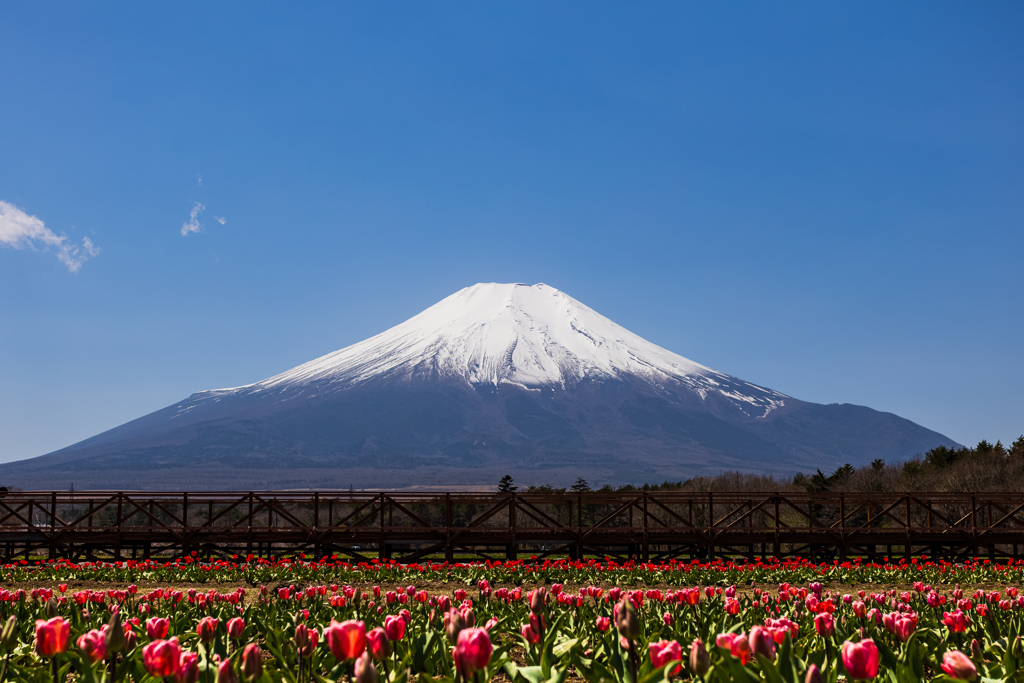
[181,202,205,236]
[214,216,226,225]
[0,200,100,272]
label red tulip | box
[941,651,977,681]
[648,640,682,675]
[326,620,366,661]
[453,628,492,677]
[943,610,970,633]
[147,617,170,640]
[841,639,880,680]
[143,637,182,678]
[384,615,405,641]
[76,629,107,663]
[34,618,70,657]
[595,617,610,632]
[521,624,540,645]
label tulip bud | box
[1013,636,1024,660]
[805,664,822,683]
[216,658,238,683]
[615,600,642,640]
[355,652,378,683]
[242,643,263,681]
[445,609,466,644]
[689,639,710,677]
[749,626,776,662]
[529,588,547,614]
[971,638,983,661]
[106,611,127,654]
[46,598,59,618]
[0,616,17,653]
[227,618,245,640]
[125,629,138,651]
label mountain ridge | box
[0,283,958,490]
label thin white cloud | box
[181,202,204,236]
[215,216,226,225]
[197,175,203,186]
[0,200,100,272]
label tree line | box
[497,435,1024,494]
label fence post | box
[443,494,453,563]
[115,493,123,561]
[839,494,846,561]
[49,492,57,560]
[247,493,253,558]
[508,493,518,561]
[707,492,715,561]
[642,492,649,562]
[773,495,781,558]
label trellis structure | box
[1,490,1023,563]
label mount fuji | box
[1,283,957,490]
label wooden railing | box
[1,490,1022,562]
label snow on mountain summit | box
[211,283,787,417]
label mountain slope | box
[0,283,958,490]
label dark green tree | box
[1011,436,1024,458]
[570,478,591,493]
[497,475,517,493]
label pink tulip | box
[749,626,776,662]
[453,628,492,677]
[241,643,262,681]
[147,617,170,640]
[941,651,977,681]
[178,652,200,683]
[355,651,378,683]
[814,612,835,638]
[216,658,237,683]
[76,629,107,663]
[595,617,610,632]
[716,632,751,665]
[197,617,218,644]
[841,639,880,680]
[366,627,392,660]
[383,615,405,641]
[227,618,245,639]
[143,637,182,679]
[35,618,71,657]
[648,640,682,675]
[521,623,540,645]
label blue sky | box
[1,2,1022,462]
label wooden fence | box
[1,490,1023,563]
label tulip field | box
[2,556,1024,682]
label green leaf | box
[756,655,786,683]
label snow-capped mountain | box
[190,283,785,418]
[0,283,958,490]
